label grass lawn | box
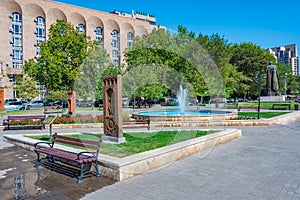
[238,112,289,119]
[76,107,103,111]
[28,130,218,157]
[0,109,43,116]
[227,101,297,109]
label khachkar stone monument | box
[266,61,279,96]
[102,75,125,144]
[0,88,5,111]
[68,91,76,115]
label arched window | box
[95,27,103,41]
[10,12,23,69]
[127,32,133,47]
[141,34,147,39]
[111,30,120,66]
[35,16,45,56]
[77,24,85,34]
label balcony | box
[5,66,23,75]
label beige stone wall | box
[0,0,159,98]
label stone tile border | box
[0,111,299,130]
[3,129,241,181]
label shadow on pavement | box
[0,146,116,200]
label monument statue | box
[102,75,125,144]
[266,62,279,96]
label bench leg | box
[94,161,100,177]
[34,152,47,167]
[77,164,84,184]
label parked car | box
[76,99,92,107]
[122,98,130,107]
[226,98,235,103]
[27,100,44,109]
[20,100,28,110]
[4,101,26,111]
[94,99,103,107]
[4,98,18,105]
[53,100,68,108]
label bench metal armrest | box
[77,151,97,159]
[34,142,52,149]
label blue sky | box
[55,0,299,49]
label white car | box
[4,101,26,111]
[27,100,44,109]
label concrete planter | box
[4,129,241,181]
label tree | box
[74,42,111,100]
[24,19,90,94]
[229,42,276,98]
[276,63,300,95]
[15,75,39,101]
[124,28,222,100]
[195,33,243,99]
[95,65,123,100]
[136,84,169,99]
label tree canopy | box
[124,27,244,101]
[24,19,89,92]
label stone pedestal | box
[101,135,126,144]
[0,88,5,111]
[102,75,124,143]
[260,95,286,102]
[68,91,76,115]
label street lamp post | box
[257,74,262,119]
[284,74,287,100]
[133,82,136,112]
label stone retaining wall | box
[3,129,241,181]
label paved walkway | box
[82,121,300,200]
[1,120,300,199]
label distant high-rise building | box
[266,44,299,76]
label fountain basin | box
[132,109,237,121]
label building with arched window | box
[0,0,164,98]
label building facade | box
[0,0,161,98]
[266,44,299,76]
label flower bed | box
[54,114,103,124]
[10,119,42,126]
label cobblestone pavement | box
[82,120,300,200]
[0,128,115,200]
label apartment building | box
[0,0,162,98]
[267,44,299,76]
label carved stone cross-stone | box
[102,75,125,143]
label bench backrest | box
[8,115,46,120]
[52,133,100,151]
[123,119,149,124]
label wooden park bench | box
[271,103,290,110]
[2,115,46,130]
[34,133,101,183]
[123,119,150,130]
[44,105,64,114]
[238,106,258,111]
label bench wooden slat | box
[34,133,101,183]
[272,104,290,110]
[53,134,99,146]
[35,148,96,164]
[54,139,99,150]
[8,115,45,120]
[3,115,46,130]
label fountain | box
[177,85,188,114]
[132,86,237,122]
